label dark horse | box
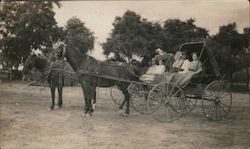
[22,54,65,110]
[62,45,139,116]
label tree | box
[213,23,248,56]
[0,0,62,70]
[212,23,249,87]
[102,10,163,63]
[241,28,250,89]
[65,17,95,55]
[161,18,208,53]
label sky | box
[53,0,249,60]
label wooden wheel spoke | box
[218,103,227,114]
[210,104,217,118]
[186,98,195,108]
[203,94,216,101]
[215,104,219,120]
[217,104,223,119]
[151,82,184,122]
[172,89,181,97]
[220,93,230,100]
[168,85,175,96]
[166,83,170,95]
[220,102,230,110]
[205,102,215,115]
[218,86,228,97]
[216,81,223,97]
[169,104,179,115]
[207,90,216,98]
[202,81,232,121]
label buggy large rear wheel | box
[130,83,158,114]
[202,81,232,121]
[149,82,186,122]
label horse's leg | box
[80,82,90,114]
[86,86,94,115]
[118,85,127,111]
[92,87,96,110]
[50,80,56,110]
[57,84,63,108]
[120,86,130,116]
[57,75,63,108]
[119,97,126,110]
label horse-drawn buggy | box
[112,41,232,122]
[23,41,232,122]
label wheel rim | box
[110,86,124,105]
[182,95,197,115]
[202,81,232,121]
[130,84,155,114]
[150,82,185,122]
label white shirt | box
[140,64,166,82]
[146,65,166,75]
[172,59,184,69]
[179,59,190,74]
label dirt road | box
[0,81,250,149]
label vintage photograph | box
[0,0,250,148]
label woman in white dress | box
[140,60,166,82]
[165,51,189,82]
[175,52,202,86]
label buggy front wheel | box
[110,86,124,105]
[149,82,186,122]
[202,81,232,121]
[130,83,157,114]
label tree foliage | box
[102,10,163,62]
[211,23,249,87]
[103,11,209,64]
[213,23,248,56]
[162,18,208,53]
[65,17,95,55]
[0,0,62,69]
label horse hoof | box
[118,109,123,114]
[82,112,92,117]
[85,113,92,117]
[122,113,129,117]
[55,105,62,109]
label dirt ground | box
[0,81,250,149]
